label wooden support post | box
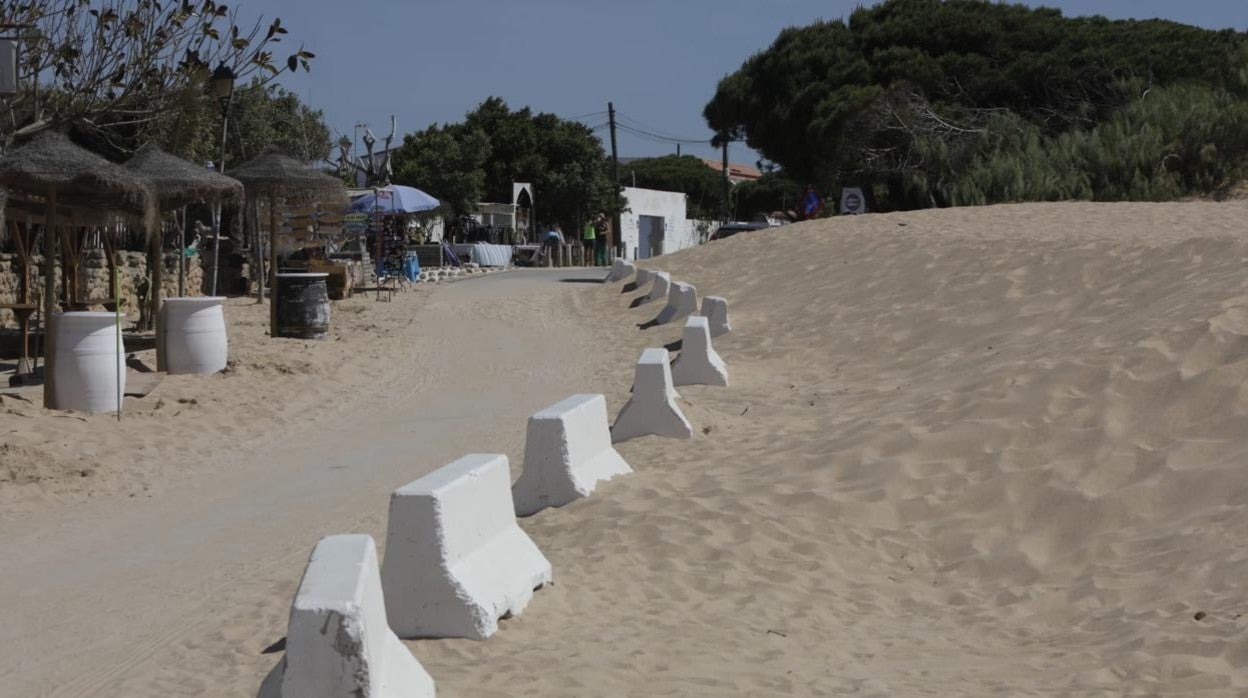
[209,200,222,296]
[11,221,34,377]
[43,189,58,408]
[177,207,186,297]
[150,218,164,370]
[102,228,119,310]
[59,227,71,309]
[254,199,265,303]
[269,192,278,337]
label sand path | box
[0,269,611,697]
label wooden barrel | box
[275,273,330,340]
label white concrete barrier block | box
[611,348,693,443]
[672,316,729,387]
[263,534,436,698]
[634,268,655,289]
[605,258,635,283]
[655,281,697,325]
[512,394,632,516]
[641,271,671,305]
[700,296,731,338]
[382,454,553,640]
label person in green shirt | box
[581,219,597,265]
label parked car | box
[709,221,772,242]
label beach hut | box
[229,152,347,336]
[123,147,243,371]
[0,130,156,408]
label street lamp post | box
[337,134,351,178]
[352,121,367,186]
[209,62,236,297]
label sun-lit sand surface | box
[415,201,1248,696]
[3,200,1248,696]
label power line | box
[565,110,609,122]
[616,123,711,146]
[564,107,745,147]
[615,112,710,144]
[614,113,711,145]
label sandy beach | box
[3,200,1248,695]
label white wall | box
[620,187,695,260]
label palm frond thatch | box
[123,146,244,210]
[0,130,157,231]
[230,151,346,205]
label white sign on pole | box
[840,187,867,215]
[0,41,17,96]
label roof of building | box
[697,158,761,182]
[618,155,763,183]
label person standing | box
[581,218,597,266]
[543,224,565,267]
[594,213,609,266]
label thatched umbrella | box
[0,130,156,407]
[230,152,346,336]
[124,147,244,371]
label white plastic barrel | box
[52,311,126,413]
[163,297,228,374]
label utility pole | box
[676,143,681,157]
[721,136,730,222]
[608,101,622,258]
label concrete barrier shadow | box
[624,268,654,295]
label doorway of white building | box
[637,215,665,259]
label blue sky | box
[244,1,1248,166]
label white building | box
[619,186,704,260]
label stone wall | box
[0,250,204,329]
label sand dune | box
[413,201,1248,695]
[5,201,1248,695]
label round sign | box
[840,187,867,215]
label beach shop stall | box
[347,184,440,285]
[0,131,157,409]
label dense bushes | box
[909,85,1248,207]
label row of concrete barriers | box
[258,258,732,697]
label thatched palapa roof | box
[0,130,157,230]
[123,146,244,210]
[230,151,346,204]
